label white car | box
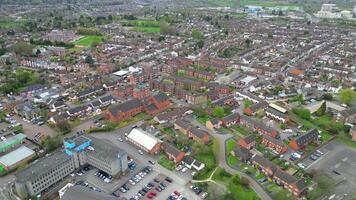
[117,137,123,142]
[129,179,136,185]
[138,150,144,155]
[316,150,324,155]
[181,167,188,173]
[175,165,183,171]
[292,153,301,159]
[297,163,306,169]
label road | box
[185,115,272,200]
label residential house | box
[161,142,186,164]
[236,90,262,103]
[187,128,210,144]
[254,121,279,138]
[15,102,41,120]
[206,118,222,130]
[238,135,256,150]
[181,156,205,171]
[66,105,91,118]
[153,107,192,124]
[232,147,252,162]
[244,101,268,116]
[273,169,307,196]
[222,113,240,127]
[104,99,143,122]
[145,92,171,115]
[262,135,288,154]
[289,129,319,150]
[350,126,356,142]
[265,108,289,123]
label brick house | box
[104,99,143,122]
[222,113,240,127]
[206,118,222,130]
[133,87,150,100]
[265,108,289,123]
[273,169,307,196]
[232,147,252,162]
[174,119,191,135]
[243,101,268,116]
[238,135,256,150]
[145,92,171,116]
[187,128,210,144]
[289,129,319,150]
[261,135,288,154]
[161,142,186,164]
[254,121,279,138]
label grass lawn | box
[117,113,148,128]
[320,131,333,142]
[227,155,239,166]
[74,35,102,47]
[226,139,236,152]
[337,132,356,149]
[196,115,211,124]
[158,154,176,170]
[131,27,160,33]
[212,167,260,200]
[193,139,219,180]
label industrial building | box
[127,128,161,154]
[15,135,128,198]
[0,146,35,170]
[15,151,76,198]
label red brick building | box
[104,99,143,122]
[261,135,288,154]
[238,135,255,150]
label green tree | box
[42,136,61,152]
[315,101,326,116]
[12,42,33,56]
[85,55,94,65]
[159,21,176,35]
[292,108,311,120]
[57,121,71,134]
[339,88,356,105]
[213,106,225,118]
[244,100,253,108]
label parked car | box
[297,163,306,169]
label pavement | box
[305,140,356,200]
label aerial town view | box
[0,0,355,200]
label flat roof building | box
[0,146,35,170]
[127,128,161,154]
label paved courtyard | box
[305,140,356,199]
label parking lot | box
[305,141,356,199]
[69,125,203,200]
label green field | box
[206,0,298,8]
[121,19,161,33]
[158,154,176,170]
[0,19,26,29]
[131,27,160,33]
[74,35,102,47]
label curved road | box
[188,116,272,200]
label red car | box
[149,192,157,196]
[174,191,181,196]
[147,194,154,199]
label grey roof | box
[249,101,268,111]
[294,129,318,147]
[86,137,126,163]
[0,146,35,167]
[16,151,72,182]
[251,154,277,173]
[108,99,141,116]
[162,142,182,158]
[182,155,195,165]
[188,127,208,139]
[266,107,287,118]
[262,135,285,147]
[243,134,255,144]
[223,113,240,122]
[67,105,88,115]
[233,147,252,161]
[152,92,169,103]
[77,88,95,97]
[62,185,117,200]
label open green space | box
[212,167,260,200]
[206,0,298,8]
[158,154,176,170]
[226,139,236,152]
[121,19,161,33]
[131,27,160,33]
[193,139,219,180]
[73,35,102,47]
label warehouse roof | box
[0,146,35,167]
[128,128,160,151]
[62,185,117,200]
